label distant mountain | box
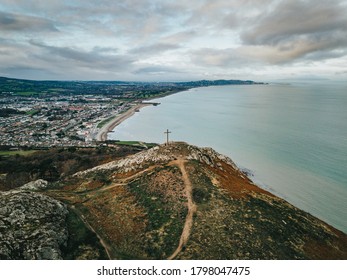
[1,142,345,259]
[174,79,265,87]
[0,76,264,97]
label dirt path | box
[70,205,113,260]
[94,165,159,192]
[168,158,197,260]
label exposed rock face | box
[73,142,238,177]
[186,144,238,169]
[73,145,177,176]
[0,190,68,260]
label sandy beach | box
[96,103,152,141]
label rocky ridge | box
[19,179,48,191]
[0,189,68,259]
[73,145,176,176]
[73,142,238,177]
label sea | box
[109,82,347,233]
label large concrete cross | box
[164,129,171,145]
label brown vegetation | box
[2,142,346,259]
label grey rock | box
[19,179,48,191]
[0,190,68,260]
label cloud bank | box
[0,0,346,81]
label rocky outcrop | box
[74,145,176,176]
[19,179,48,191]
[74,142,238,177]
[186,145,238,170]
[0,190,68,260]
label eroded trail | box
[168,158,197,260]
[70,205,112,260]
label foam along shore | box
[96,103,152,142]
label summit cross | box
[164,129,171,145]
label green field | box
[97,116,116,128]
[0,150,37,157]
[26,110,39,116]
[17,92,39,96]
[114,141,157,148]
[115,141,142,145]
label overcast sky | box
[1,0,347,81]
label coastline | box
[95,88,188,142]
[96,103,152,141]
[94,85,347,233]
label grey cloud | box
[0,38,33,64]
[220,13,240,30]
[190,48,256,68]
[133,65,184,75]
[2,1,177,41]
[242,0,347,45]
[162,31,197,44]
[92,46,120,54]
[190,40,347,68]
[1,0,346,80]
[0,38,135,80]
[303,46,347,61]
[184,0,275,31]
[130,43,181,56]
[2,65,57,80]
[335,70,347,75]
[238,35,347,65]
[0,11,58,32]
[57,1,181,41]
[239,0,347,62]
[30,41,134,71]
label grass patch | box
[97,116,116,128]
[0,150,37,157]
[26,109,39,116]
[116,141,141,145]
[62,208,108,260]
[48,88,66,92]
[17,91,38,96]
[127,166,186,258]
[112,141,158,148]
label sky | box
[1,0,347,82]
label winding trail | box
[53,158,197,260]
[168,158,197,260]
[70,205,112,259]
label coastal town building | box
[0,94,131,147]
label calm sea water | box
[109,83,347,233]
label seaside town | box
[0,81,168,148]
[0,77,261,149]
[1,94,132,147]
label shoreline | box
[95,88,188,142]
[94,85,347,234]
[96,103,152,142]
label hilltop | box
[0,142,346,259]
